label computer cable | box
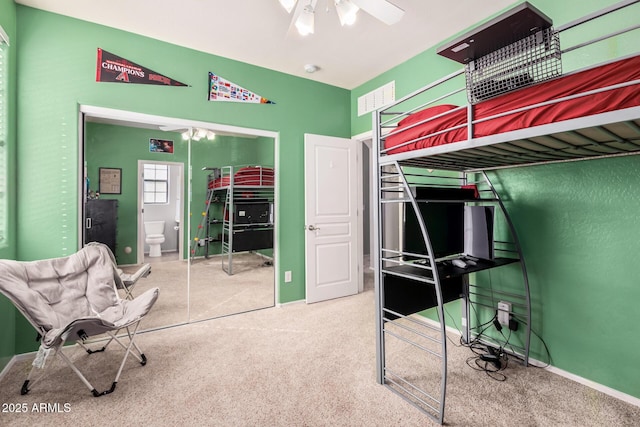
[508,314,552,368]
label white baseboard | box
[539,363,640,407]
[276,298,305,308]
[0,351,36,382]
[414,315,640,408]
[0,357,17,382]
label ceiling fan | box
[279,0,405,36]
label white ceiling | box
[15,0,516,89]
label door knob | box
[307,224,320,231]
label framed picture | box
[150,138,174,154]
[99,167,122,194]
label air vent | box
[358,81,395,117]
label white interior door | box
[304,133,360,303]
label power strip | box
[497,301,511,326]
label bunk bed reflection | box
[373,1,640,424]
[192,165,274,275]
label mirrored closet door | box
[81,107,276,331]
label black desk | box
[382,258,518,320]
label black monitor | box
[404,201,465,260]
[234,199,271,225]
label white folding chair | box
[117,262,152,300]
[0,243,159,397]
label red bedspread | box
[209,166,274,189]
[385,55,640,154]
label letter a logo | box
[116,71,130,83]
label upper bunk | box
[375,0,640,172]
[207,165,275,191]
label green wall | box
[0,0,17,373]
[85,123,185,264]
[14,5,349,353]
[490,158,640,395]
[352,0,640,399]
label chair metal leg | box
[20,365,43,396]
[20,346,54,395]
[55,350,101,395]
[104,326,147,365]
[78,325,147,365]
[77,339,109,354]
[22,321,148,397]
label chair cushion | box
[0,244,157,348]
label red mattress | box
[209,166,274,189]
[384,55,640,155]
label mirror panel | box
[84,122,189,329]
[188,134,275,321]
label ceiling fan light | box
[295,6,315,35]
[278,0,298,14]
[336,0,359,26]
[206,131,216,140]
[196,128,208,140]
[181,130,191,140]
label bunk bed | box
[384,54,640,158]
[198,165,274,275]
[373,1,640,424]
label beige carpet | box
[1,272,639,426]
[121,252,275,330]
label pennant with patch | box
[208,72,274,104]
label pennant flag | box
[208,72,274,104]
[96,48,188,86]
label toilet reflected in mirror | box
[144,221,165,257]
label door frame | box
[137,160,185,264]
[352,131,376,272]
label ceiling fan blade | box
[286,0,318,36]
[159,125,187,132]
[351,0,405,25]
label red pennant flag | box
[96,48,188,87]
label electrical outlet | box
[497,301,511,326]
[284,271,292,283]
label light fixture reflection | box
[181,128,216,141]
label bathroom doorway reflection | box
[139,161,184,264]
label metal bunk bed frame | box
[372,1,640,424]
[190,165,274,274]
[214,165,274,275]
